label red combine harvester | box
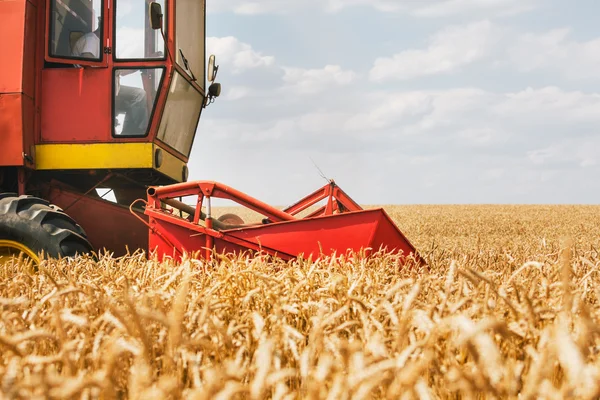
[0,0,423,266]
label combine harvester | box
[0,0,422,266]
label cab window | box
[49,0,103,61]
[156,71,204,156]
[115,0,166,60]
[113,68,165,137]
[175,0,205,90]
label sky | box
[186,0,600,206]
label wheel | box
[0,193,93,264]
[217,213,245,226]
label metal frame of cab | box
[0,0,207,179]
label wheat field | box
[1,205,600,399]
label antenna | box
[310,157,330,184]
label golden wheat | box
[1,205,599,399]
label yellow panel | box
[154,145,185,182]
[35,143,153,170]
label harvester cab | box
[1,0,218,257]
[0,0,423,267]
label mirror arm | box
[160,27,174,65]
[149,2,173,64]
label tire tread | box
[0,194,93,259]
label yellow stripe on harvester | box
[34,143,187,182]
[35,143,154,170]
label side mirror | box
[208,82,221,98]
[149,2,163,30]
[207,55,219,83]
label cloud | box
[493,86,600,123]
[345,88,490,133]
[207,0,537,17]
[527,147,557,165]
[344,91,436,131]
[526,137,599,170]
[457,127,505,147]
[223,86,254,101]
[281,65,357,95]
[324,0,407,13]
[207,0,395,15]
[192,83,600,204]
[578,145,597,167]
[189,9,599,204]
[506,28,600,80]
[202,84,600,151]
[206,36,275,73]
[368,20,600,83]
[369,21,501,82]
[205,36,358,98]
[411,0,538,17]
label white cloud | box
[191,5,600,204]
[494,87,600,122]
[298,112,352,133]
[412,0,538,17]
[344,88,491,134]
[368,20,600,83]
[282,65,356,95]
[204,84,600,148]
[369,21,500,82]
[208,0,537,17]
[577,151,600,168]
[324,0,406,13]
[194,84,600,203]
[208,0,290,15]
[526,136,600,170]
[458,127,505,147]
[204,37,357,98]
[206,36,275,73]
[407,155,439,166]
[223,86,254,101]
[527,147,556,165]
[507,28,600,80]
[344,91,435,131]
[480,168,505,181]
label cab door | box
[45,0,109,67]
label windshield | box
[175,0,205,90]
[156,71,204,156]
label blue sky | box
[187,0,600,205]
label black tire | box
[0,193,93,259]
